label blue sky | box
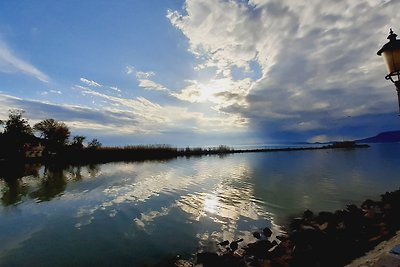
[0,0,399,146]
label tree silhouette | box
[2,110,33,136]
[33,119,70,154]
[71,135,86,149]
[87,138,102,149]
[0,110,35,158]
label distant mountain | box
[355,131,400,143]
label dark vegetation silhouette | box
[0,110,368,165]
[0,110,101,161]
[33,118,71,155]
[0,109,368,165]
[0,110,37,159]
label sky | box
[0,0,399,146]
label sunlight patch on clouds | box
[0,39,49,83]
[74,86,246,135]
[171,77,251,108]
[285,121,323,132]
[308,135,329,143]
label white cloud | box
[138,79,168,91]
[41,90,62,96]
[127,67,168,92]
[125,65,135,75]
[74,85,246,135]
[126,66,156,79]
[0,39,49,83]
[171,78,252,108]
[136,71,155,79]
[80,78,102,87]
[109,86,121,92]
[168,0,400,139]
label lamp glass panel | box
[383,49,400,74]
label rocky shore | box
[165,188,400,267]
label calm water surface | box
[0,143,399,266]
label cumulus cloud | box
[0,39,49,83]
[171,77,252,109]
[168,0,400,141]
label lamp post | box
[377,29,400,114]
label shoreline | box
[171,188,400,267]
[0,142,369,165]
[346,230,400,267]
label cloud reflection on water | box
[2,146,400,266]
[70,157,278,248]
[114,157,281,251]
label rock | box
[184,189,400,267]
[276,235,288,241]
[318,222,329,231]
[290,217,305,230]
[316,211,335,224]
[303,209,314,220]
[263,227,272,238]
[196,252,220,266]
[174,259,193,267]
[229,238,243,252]
[253,231,261,239]
[361,199,375,209]
[218,240,230,246]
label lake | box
[0,143,399,266]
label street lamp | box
[377,28,400,113]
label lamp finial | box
[388,28,397,42]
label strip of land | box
[0,141,369,165]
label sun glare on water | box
[204,194,219,214]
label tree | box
[87,138,102,149]
[2,110,33,136]
[33,119,70,152]
[71,135,86,149]
[0,110,34,158]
